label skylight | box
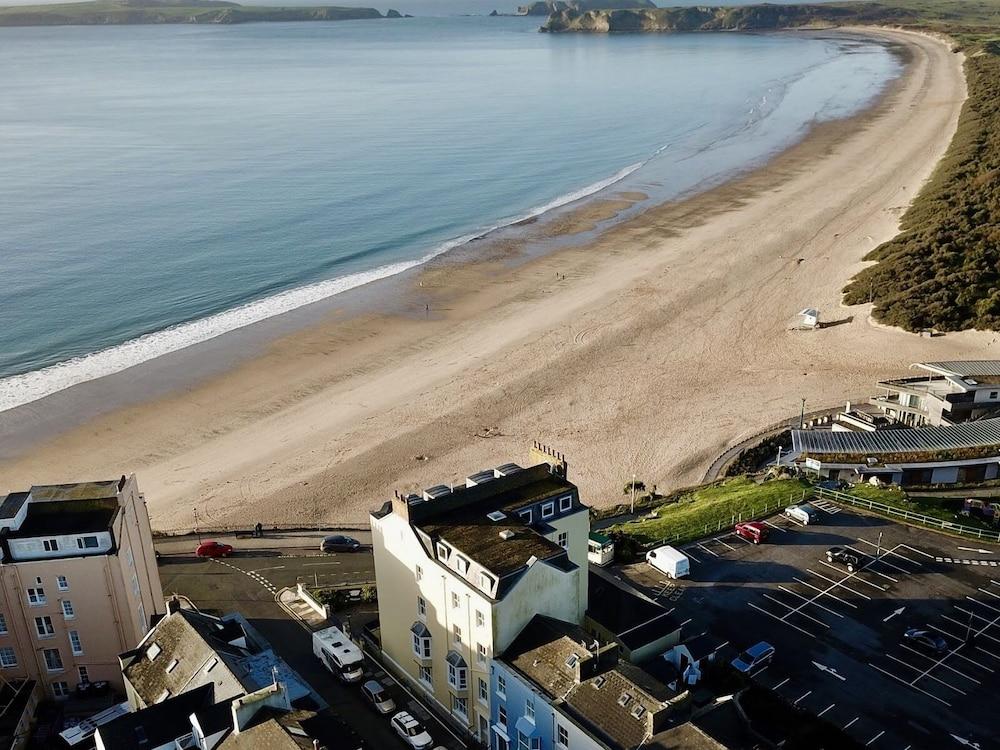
[487,511,506,522]
[145,643,161,661]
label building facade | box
[0,475,164,698]
[370,445,590,745]
[870,361,1000,427]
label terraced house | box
[370,444,590,745]
[0,475,164,698]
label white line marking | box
[818,703,835,717]
[762,519,787,532]
[773,677,790,691]
[778,584,845,618]
[978,587,1000,601]
[794,690,812,705]
[866,731,885,746]
[900,544,934,559]
[729,532,752,544]
[713,536,736,551]
[814,564,879,595]
[762,593,830,628]
[697,542,719,557]
[844,717,860,729]
[682,548,702,564]
[868,663,951,706]
[967,596,1000,615]
[748,602,816,637]
[898,645,982,682]
[794,577,858,608]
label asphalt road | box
[616,501,1000,750]
[157,547,464,750]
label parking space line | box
[868,663,951,706]
[898,644,983,682]
[978,587,1000,601]
[762,519,786,532]
[812,565,877,597]
[773,677,790,691]
[729,533,751,545]
[914,629,995,672]
[681,548,702,564]
[942,614,1000,647]
[748,602,816,637]
[818,703,835,717]
[866,730,885,746]
[762,594,830,628]
[976,644,1000,662]
[844,717,860,730]
[713,536,736,551]
[899,543,935,559]
[778,585,845,618]
[793,690,811,705]
[882,653,969,693]
[794,576,858,608]
[696,542,719,557]
[966,595,1000,615]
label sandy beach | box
[0,28,986,531]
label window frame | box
[541,501,555,519]
[557,725,569,747]
[26,587,46,606]
[61,600,75,620]
[69,630,83,656]
[56,576,69,592]
[43,648,63,672]
[497,673,506,699]
[77,536,100,550]
[43,539,59,552]
[557,531,568,549]
[34,616,55,638]
[0,647,15,668]
[559,494,573,512]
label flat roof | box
[7,498,118,538]
[0,493,28,521]
[920,361,1000,378]
[792,418,1000,456]
[29,480,119,502]
[587,572,681,648]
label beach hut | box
[798,308,820,329]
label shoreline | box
[0,28,982,530]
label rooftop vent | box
[405,493,424,506]
[565,654,579,669]
[487,511,506,522]
[593,675,607,690]
[499,530,516,541]
[494,463,523,478]
[467,470,497,487]
[866,457,878,466]
[618,692,633,707]
[423,485,452,501]
[526,555,538,567]
[631,705,646,720]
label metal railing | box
[813,486,1000,542]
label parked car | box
[735,521,769,544]
[784,503,819,525]
[321,535,363,553]
[826,546,867,572]
[391,712,433,750]
[361,680,396,715]
[731,642,775,674]
[196,541,233,558]
[903,628,949,656]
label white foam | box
[0,161,644,413]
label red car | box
[196,541,233,558]
[734,521,769,544]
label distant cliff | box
[518,0,654,18]
[0,0,393,26]
[540,4,918,32]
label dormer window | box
[542,502,555,519]
[479,572,495,594]
[436,543,451,561]
[519,509,532,524]
[618,692,633,707]
[559,495,573,512]
[456,556,470,575]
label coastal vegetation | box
[544,0,1000,332]
[0,0,397,26]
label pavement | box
[153,528,372,556]
[614,500,1000,750]
[156,544,466,750]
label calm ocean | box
[0,18,900,410]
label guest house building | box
[869,361,1000,427]
[0,475,164,698]
[369,444,590,745]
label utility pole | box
[630,473,637,514]
[876,530,883,560]
[776,446,783,467]
[800,398,806,429]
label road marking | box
[883,606,906,623]
[712,536,736,551]
[898,644,983,682]
[813,564,878,596]
[967,596,1000,616]
[762,593,829,628]
[778,585,844,618]
[697,542,719,557]
[730,532,752,544]
[251,565,286,572]
[818,703,836,717]
[867,663,951,706]
[748,602,816,637]
[899,544,935,559]
[794,577,858,608]
[942,614,1000,647]
[793,690,812,705]
[304,561,342,567]
[681,548,702,564]
[772,677,790,691]
[979,587,1000,601]
[844,717,860,729]
[812,661,846,681]
[865,730,884,746]
[959,547,994,554]
[762,519,787,532]
[950,735,983,749]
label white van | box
[646,545,689,579]
[313,626,364,683]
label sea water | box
[0,18,900,410]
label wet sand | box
[0,29,985,531]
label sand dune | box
[0,29,987,530]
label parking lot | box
[616,500,1000,750]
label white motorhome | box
[646,545,689,579]
[313,626,365,683]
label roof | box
[920,361,1000,379]
[589,531,612,545]
[411,464,577,579]
[96,684,214,749]
[9,497,118,538]
[503,616,595,700]
[792,418,1000,456]
[28,480,120,502]
[564,662,668,750]
[219,717,301,750]
[679,633,728,661]
[0,493,27,521]
[647,722,727,750]
[123,610,252,707]
[587,572,681,650]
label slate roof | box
[0,493,28,521]
[564,665,665,750]
[503,616,594,700]
[792,418,1000,455]
[96,684,214,749]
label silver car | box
[361,679,396,715]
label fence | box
[813,486,1000,543]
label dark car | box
[903,628,949,656]
[321,535,362,553]
[196,541,233,558]
[826,546,867,572]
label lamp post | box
[799,398,806,429]
[194,507,202,544]
[630,473,637,514]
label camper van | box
[646,545,689,579]
[313,626,365,683]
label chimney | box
[166,596,182,616]
[529,441,568,478]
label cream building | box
[370,444,590,745]
[0,475,164,698]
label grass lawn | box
[609,477,811,547]
[839,482,999,531]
